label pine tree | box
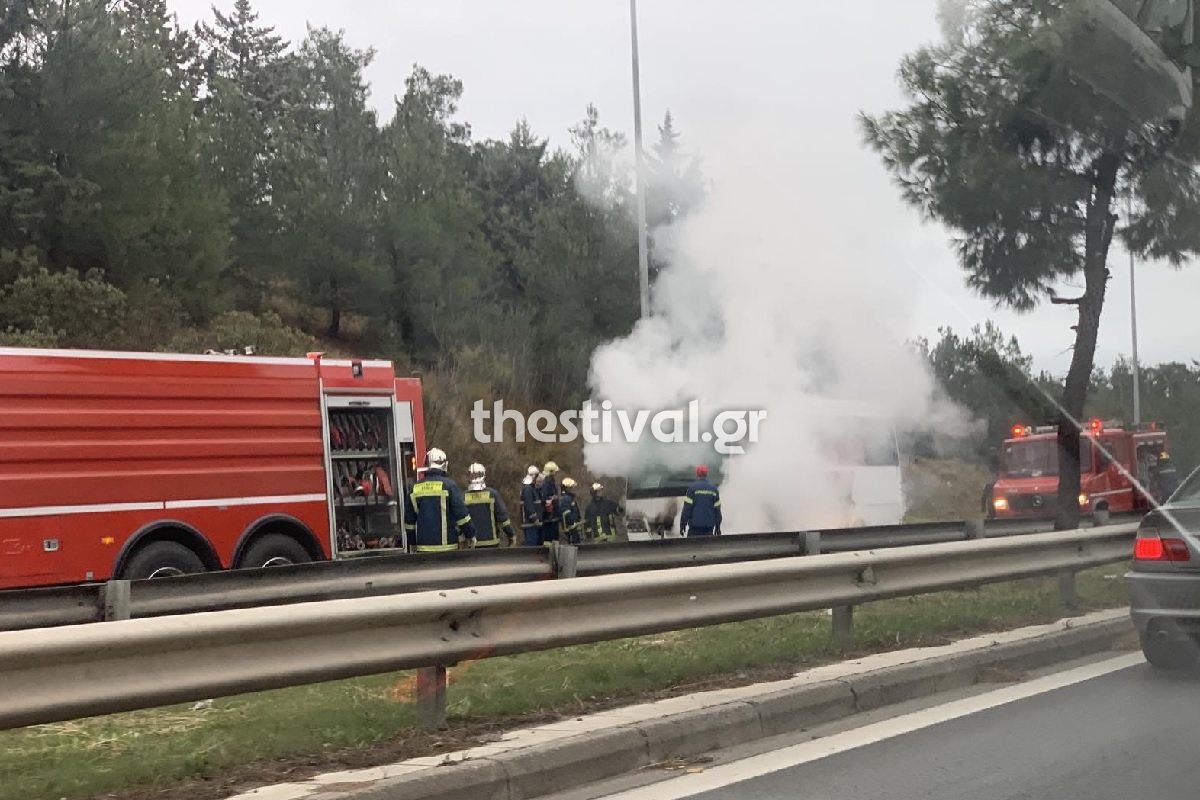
[862,0,1200,527]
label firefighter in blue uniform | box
[520,465,544,546]
[540,461,561,545]
[585,482,622,543]
[680,464,721,536]
[403,448,476,551]
[1155,452,1181,501]
[464,462,516,547]
[559,477,583,544]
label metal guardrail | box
[573,531,808,577]
[0,524,1136,730]
[0,547,553,633]
[0,513,1138,633]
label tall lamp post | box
[1129,195,1141,425]
[630,0,650,319]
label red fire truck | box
[0,347,427,590]
[990,418,1167,519]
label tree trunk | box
[387,243,416,346]
[327,278,342,339]
[1055,152,1120,530]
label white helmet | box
[527,465,540,477]
[591,482,604,493]
[427,448,448,470]
[467,462,487,490]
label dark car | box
[1127,465,1200,669]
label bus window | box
[817,424,899,467]
[626,460,721,499]
[623,411,905,536]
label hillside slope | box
[903,458,993,523]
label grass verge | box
[1,564,1130,800]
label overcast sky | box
[169,0,1200,379]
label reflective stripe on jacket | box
[560,491,582,531]
[466,486,513,546]
[680,479,722,531]
[521,481,543,528]
[585,496,620,541]
[403,470,475,551]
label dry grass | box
[903,458,994,523]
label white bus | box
[624,404,905,540]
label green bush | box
[0,266,129,349]
[163,311,319,357]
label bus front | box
[626,457,723,541]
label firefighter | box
[585,482,621,543]
[540,461,561,545]
[403,448,476,551]
[464,462,517,547]
[559,477,583,544]
[520,465,544,546]
[680,464,722,536]
[1156,452,1181,501]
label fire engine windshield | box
[1000,439,1093,478]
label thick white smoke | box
[567,0,980,533]
[581,135,971,532]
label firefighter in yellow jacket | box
[584,482,621,543]
[403,448,476,551]
[559,477,584,544]
[464,462,517,547]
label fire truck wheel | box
[241,534,312,569]
[122,541,207,580]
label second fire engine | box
[990,418,1169,519]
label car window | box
[1171,467,1200,506]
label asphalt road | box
[599,654,1200,800]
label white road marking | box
[602,652,1144,800]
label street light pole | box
[1129,195,1141,425]
[629,0,650,319]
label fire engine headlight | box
[993,496,1009,511]
[1078,493,1090,508]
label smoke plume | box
[581,128,971,532]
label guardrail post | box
[101,580,131,622]
[416,666,448,730]
[965,519,986,540]
[831,605,854,647]
[1058,571,1080,610]
[554,544,578,579]
[1093,508,1111,527]
[805,533,854,644]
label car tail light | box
[1134,527,1190,562]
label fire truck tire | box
[122,541,207,580]
[240,534,312,569]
